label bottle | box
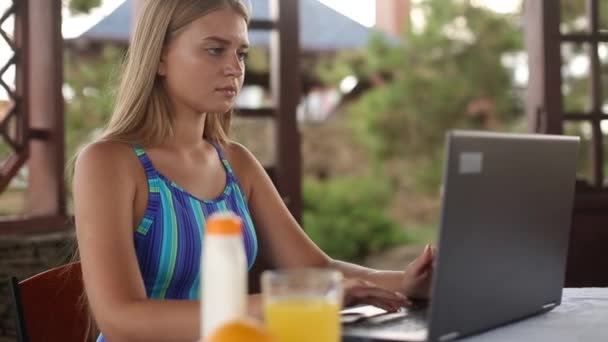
[201,211,248,340]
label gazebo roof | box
[75,0,385,52]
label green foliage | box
[64,46,123,159]
[67,0,102,15]
[303,175,410,262]
[316,0,525,193]
[244,47,270,73]
[560,0,608,29]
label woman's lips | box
[216,87,237,97]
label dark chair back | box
[9,262,89,342]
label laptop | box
[342,130,580,341]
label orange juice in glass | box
[261,269,343,342]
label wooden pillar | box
[376,0,410,36]
[586,0,603,187]
[524,0,563,134]
[270,0,302,222]
[25,0,65,217]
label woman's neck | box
[164,110,207,152]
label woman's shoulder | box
[221,141,264,194]
[75,140,140,178]
[222,141,256,164]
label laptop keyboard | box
[342,306,428,335]
[373,315,427,333]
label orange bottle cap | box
[206,212,242,235]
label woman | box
[72,1,434,341]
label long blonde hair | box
[101,0,251,146]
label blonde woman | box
[73,0,434,341]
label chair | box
[9,262,90,342]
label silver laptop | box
[342,130,580,341]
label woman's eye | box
[207,48,225,56]
[237,51,249,61]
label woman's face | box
[158,7,249,116]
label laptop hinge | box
[438,331,461,341]
[542,302,557,310]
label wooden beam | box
[0,153,28,191]
[586,0,603,187]
[561,33,608,42]
[270,0,302,222]
[0,0,29,194]
[564,112,608,121]
[0,215,71,235]
[524,0,563,134]
[25,0,65,217]
[250,19,276,30]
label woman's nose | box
[225,54,244,77]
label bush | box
[303,175,409,262]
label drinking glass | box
[261,268,343,342]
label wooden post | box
[270,0,302,222]
[586,0,603,187]
[375,0,410,37]
[524,0,563,135]
[25,0,65,217]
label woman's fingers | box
[408,244,434,276]
[401,244,436,300]
[350,286,408,304]
[346,279,405,301]
[359,298,401,312]
[344,279,412,309]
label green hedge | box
[303,176,409,262]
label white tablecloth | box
[461,288,608,341]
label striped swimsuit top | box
[97,142,258,342]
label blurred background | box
[2,0,608,340]
[0,0,528,263]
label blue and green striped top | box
[97,142,258,342]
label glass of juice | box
[261,268,343,342]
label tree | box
[64,46,122,159]
[560,0,608,29]
[316,0,524,194]
[65,0,102,15]
[62,1,120,159]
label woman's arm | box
[225,142,331,269]
[225,143,428,306]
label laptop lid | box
[427,130,579,341]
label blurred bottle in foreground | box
[201,212,248,340]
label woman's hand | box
[343,278,412,312]
[401,244,435,300]
[246,294,264,321]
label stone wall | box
[0,230,75,342]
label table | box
[343,288,608,341]
[461,288,607,341]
